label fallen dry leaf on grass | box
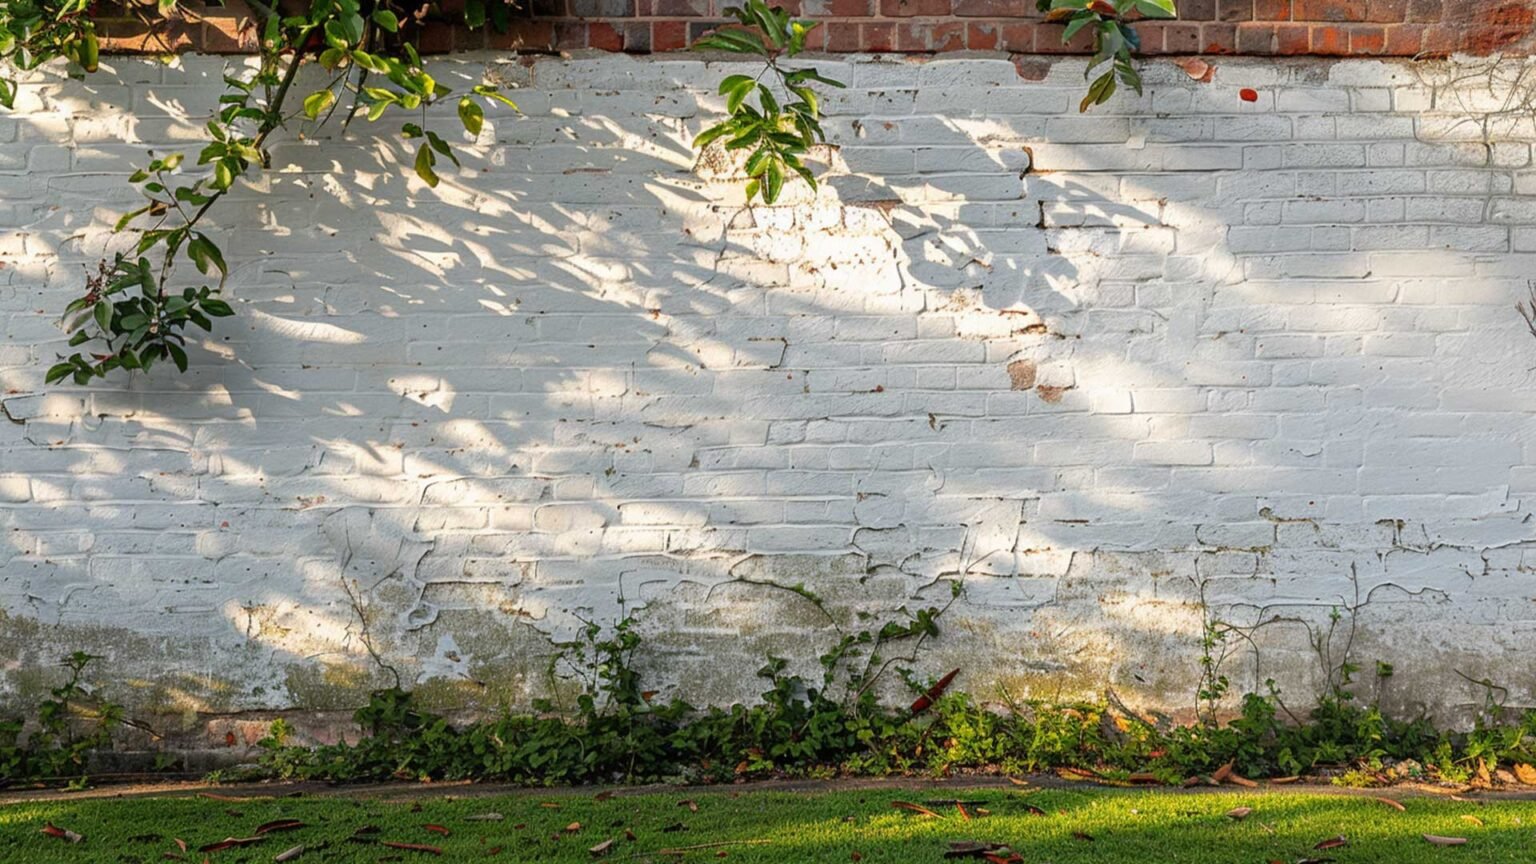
[892,801,942,818]
[41,822,84,843]
[589,838,615,857]
[465,813,504,822]
[1314,835,1348,850]
[422,824,451,836]
[274,845,304,862]
[565,822,583,833]
[679,800,699,813]
[380,841,443,855]
[255,820,305,835]
[1424,835,1468,846]
[1226,807,1252,820]
[199,837,264,853]
[1460,814,1484,826]
[1373,797,1406,812]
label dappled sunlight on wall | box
[2,52,1536,745]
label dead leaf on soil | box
[1424,835,1468,846]
[1515,763,1536,784]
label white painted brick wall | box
[2,52,1535,728]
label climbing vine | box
[1,0,1175,385]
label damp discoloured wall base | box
[3,52,1536,750]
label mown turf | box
[2,785,1533,862]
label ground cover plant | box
[5,785,1536,863]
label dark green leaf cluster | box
[692,0,845,205]
[0,0,98,109]
[1036,0,1177,112]
[0,652,123,788]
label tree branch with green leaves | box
[2,0,520,385]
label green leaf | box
[458,97,484,136]
[371,9,400,31]
[465,0,486,28]
[187,233,227,278]
[201,297,235,317]
[304,88,336,120]
[167,342,188,373]
[45,362,74,385]
[92,301,112,333]
[114,205,150,233]
[1135,0,1176,17]
[414,143,439,187]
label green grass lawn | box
[2,784,1533,862]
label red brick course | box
[93,0,1536,56]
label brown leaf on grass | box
[891,801,942,818]
[1020,804,1047,816]
[1314,835,1348,850]
[1005,777,1030,787]
[1226,807,1253,820]
[465,813,504,822]
[255,821,305,835]
[274,845,305,862]
[594,791,616,802]
[1424,835,1468,846]
[1228,773,1258,788]
[1071,831,1094,842]
[41,822,84,843]
[955,803,972,822]
[380,841,443,855]
[539,802,562,809]
[1515,763,1536,784]
[624,829,636,841]
[1212,761,1235,783]
[1374,797,1406,812]
[175,838,188,852]
[1460,814,1484,826]
[850,853,862,862]
[589,839,615,857]
[679,800,699,813]
[1270,776,1300,784]
[199,836,264,853]
[910,668,960,714]
[1127,772,1161,784]
[565,822,583,833]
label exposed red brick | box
[1216,0,1254,20]
[966,21,998,49]
[895,21,929,49]
[1253,0,1292,19]
[1236,21,1276,51]
[588,20,625,50]
[1011,54,1051,79]
[825,20,861,50]
[1201,21,1238,52]
[1452,0,1536,54]
[1420,22,1457,53]
[1274,21,1310,51]
[881,0,952,16]
[931,20,967,50]
[1364,0,1408,22]
[1383,22,1425,52]
[1310,23,1348,52]
[1179,0,1217,18]
[863,21,895,50]
[950,0,1033,15]
[652,19,689,50]
[999,22,1036,52]
[1406,0,1443,22]
[1348,23,1387,52]
[1161,21,1205,52]
[1294,0,1365,21]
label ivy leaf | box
[458,97,484,136]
